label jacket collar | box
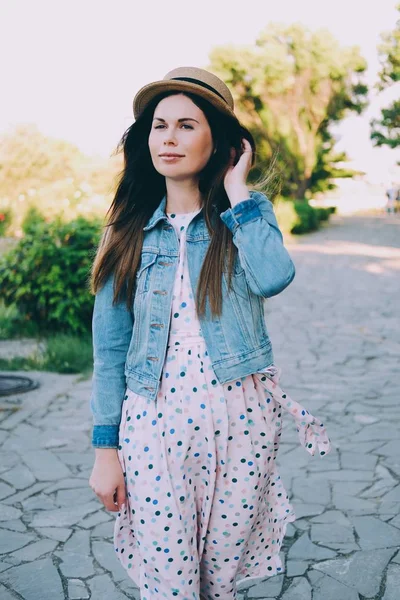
[143,194,219,232]
[143,195,168,231]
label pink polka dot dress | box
[114,209,331,599]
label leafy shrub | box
[291,201,319,233]
[22,205,47,235]
[275,199,336,234]
[0,207,13,236]
[0,300,39,339]
[0,216,101,334]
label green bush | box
[0,216,101,334]
[0,300,39,339]
[0,207,13,236]
[291,201,319,233]
[275,199,335,234]
[22,205,47,235]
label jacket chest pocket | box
[135,252,158,295]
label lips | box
[159,153,184,157]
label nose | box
[163,128,178,146]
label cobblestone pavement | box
[0,213,399,599]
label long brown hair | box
[90,91,256,317]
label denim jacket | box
[90,191,296,448]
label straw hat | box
[132,66,236,120]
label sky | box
[1,0,399,184]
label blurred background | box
[0,0,399,381]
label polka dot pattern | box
[114,211,331,599]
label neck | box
[165,178,203,213]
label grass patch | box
[0,333,93,375]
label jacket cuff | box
[92,425,119,448]
[220,198,262,233]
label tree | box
[209,23,368,199]
[371,4,400,149]
[0,124,122,234]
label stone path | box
[0,212,399,599]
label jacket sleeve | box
[220,190,295,298]
[90,274,133,448]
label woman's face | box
[148,94,214,181]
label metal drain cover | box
[0,375,39,396]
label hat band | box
[170,77,228,104]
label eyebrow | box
[153,117,200,124]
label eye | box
[154,124,166,129]
[181,123,193,130]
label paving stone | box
[68,578,90,600]
[55,550,95,578]
[310,510,351,527]
[312,548,395,597]
[30,500,100,527]
[2,482,49,505]
[34,527,72,542]
[18,450,71,481]
[54,532,94,577]
[288,532,337,561]
[286,560,309,577]
[0,582,20,599]
[351,516,400,550]
[0,505,22,521]
[360,479,397,499]
[87,573,130,600]
[291,503,325,519]
[77,509,112,529]
[55,487,95,507]
[42,478,91,494]
[0,465,36,490]
[311,523,355,545]
[311,469,374,482]
[9,539,58,561]
[91,540,129,582]
[340,451,378,471]
[117,578,141,599]
[383,563,400,600]
[309,571,360,600]
[292,477,330,505]
[0,452,21,475]
[0,482,15,501]
[374,440,400,458]
[0,530,34,554]
[332,492,378,512]
[0,557,64,599]
[350,423,399,442]
[22,494,57,511]
[0,520,27,533]
[246,573,284,598]
[281,576,311,600]
[91,520,114,538]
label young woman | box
[89,67,331,600]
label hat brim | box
[133,79,237,120]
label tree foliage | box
[0,124,121,234]
[371,4,400,149]
[209,23,368,198]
